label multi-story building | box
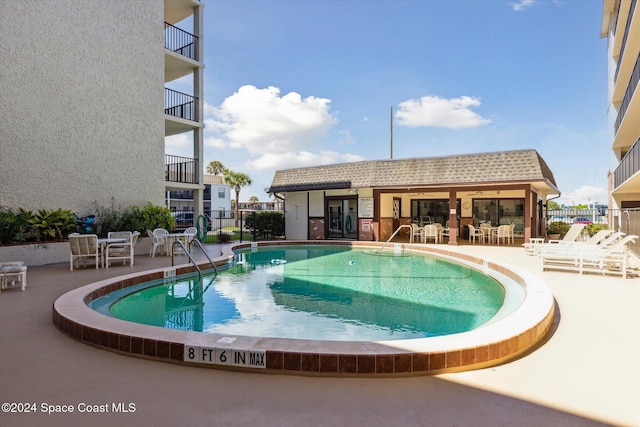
[602,0,640,209]
[0,0,205,218]
[164,0,206,219]
[167,174,232,216]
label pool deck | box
[1,243,638,426]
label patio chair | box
[467,225,484,244]
[105,231,139,268]
[423,224,439,244]
[69,233,99,271]
[409,223,424,243]
[0,262,27,292]
[147,229,165,257]
[496,225,511,245]
[153,228,170,256]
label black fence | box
[172,210,285,242]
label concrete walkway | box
[0,244,638,427]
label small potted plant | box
[547,221,570,240]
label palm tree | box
[206,160,225,176]
[222,169,252,225]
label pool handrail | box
[377,224,412,253]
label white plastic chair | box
[423,224,439,244]
[496,225,511,245]
[147,229,165,257]
[410,223,424,243]
[467,225,484,244]
[153,228,170,256]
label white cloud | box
[206,85,337,155]
[395,95,491,129]
[556,185,608,207]
[511,0,537,11]
[245,150,364,171]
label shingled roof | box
[268,149,559,194]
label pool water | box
[98,246,507,341]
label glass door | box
[327,198,358,239]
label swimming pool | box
[91,246,515,341]
[53,241,555,376]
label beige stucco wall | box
[0,0,165,215]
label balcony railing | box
[614,0,637,81]
[614,51,640,135]
[164,22,198,61]
[614,136,640,189]
[165,88,198,121]
[165,154,198,184]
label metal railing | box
[164,22,198,61]
[614,0,637,81]
[614,51,640,134]
[165,154,198,184]
[165,88,198,122]
[614,136,640,189]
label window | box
[218,187,226,199]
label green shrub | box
[547,221,570,237]
[585,223,608,237]
[244,211,284,239]
[93,201,175,235]
[0,206,75,244]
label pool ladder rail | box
[171,239,218,279]
[377,224,412,253]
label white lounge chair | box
[69,233,99,271]
[540,234,637,278]
[523,223,586,255]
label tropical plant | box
[206,160,225,176]
[0,206,75,244]
[222,168,252,225]
[585,222,608,237]
[93,200,175,235]
[547,221,570,238]
[244,211,284,239]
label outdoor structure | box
[602,0,640,209]
[268,149,560,244]
[0,0,205,217]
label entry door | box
[327,198,358,239]
[392,198,401,231]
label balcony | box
[165,22,201,82]
[165,154,199,184]
[165,88,201,136]
[614,136,640,190]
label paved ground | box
[1,243,638,427]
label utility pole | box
[390,106,393,160]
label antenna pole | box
[390,106,393,159]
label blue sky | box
[166,0,614,206]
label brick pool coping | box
[53,241,555,376]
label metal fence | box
[172,209,285,242]
[546,208,640,254]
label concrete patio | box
[0,243,638,426]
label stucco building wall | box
[0,0,165,214]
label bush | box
[93,201,175,236]
[585,223,608,237]
[0,206,75,244]
[244,211,284,239]
[547,221,570,237]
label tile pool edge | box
[52,241,555,376]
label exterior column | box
[448,191,458,245]
[192,4,205,219]
[524,189,532,242]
